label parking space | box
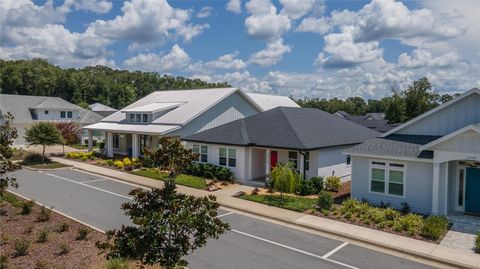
[9,168,437,269]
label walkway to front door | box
[441,213,480,253]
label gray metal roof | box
[89,103,117,112]
[183,107,380,150]
[78,110,104,125]
[344,134,440,159]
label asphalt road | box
[9,168,438,269]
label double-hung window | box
[370,161,405,197]
[113,133,120,149]
[193,145,208,163]
[129,114,135,122]
[142,114,148,122]
[219,148,236,167]
[136,114,141,122]
[60,111,66,118]
[67,111,72,118]
[304,152,310,171]
[288,151,298,169]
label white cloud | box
[188,52,247,72]
[226,0,241,14]
[279,0,324,20]
[249,39,292,67]
[123,44,190,72]
[73,0,113,14]
[0,0,70,30]
[89,0,208,44]
[197,7,214,18]
[244,0,291,41]
[296,9,357,34]
[398,49,461,69]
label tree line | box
[293,78,459,123]
[0,59,230,109]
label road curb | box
[22,165,73,172]
[7,190,106,235]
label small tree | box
[97,179,229,269]
[24,122,63,163]
[270,162,299,198]
[143,137,198,177]
[0,113,20,195]
[54,121,82,155]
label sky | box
[1,0,479,99]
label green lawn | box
[25,162,71,169]
[240,194,317,213]
[132,169,207,190]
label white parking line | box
[82,178,107,184]
[323,242,349,259]
[39,171,133,200]
[231,229,359,269]
[217,212,234,218]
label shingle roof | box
[344,134,440,159]
[78,110,104,125]
[33,98,80,110]
[183,107,380,150]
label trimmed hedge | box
[185,162,233,181]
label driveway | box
[9,168,439,269]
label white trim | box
[346,153,433,163]
[455,164,467,212]
[420,124,480,151]
[368,159,407,198]
[432,162,440,215]
[382,88,480,137]
[444,162,449,215]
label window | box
[113,133,120,149]
[67,111,72,118]
[193,145,208,163]
[219,148,227,166]
[304,152,310,170]
[129,114,135,122]
[458,169,464,207]
[219,148,236,167]
[142,114,148,123]
[346,155,351,165]
[288,151,298,169]
[44,111,49,115]
[60,111,66,118]
[136,114,141,122]
[370,161,405,196]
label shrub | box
[36,229,49,243]
[400,202,411,215]
[113,160,124,169]
[0,255,7,269]
[475,231,480,254]
[185,162,234,181]
[384,207,400,221]
[13,239,30,257]
[98,141,105,150]
[35,259,48,269]
[324,176,342,192]
[380,200,391,209]
[56,222,69,233]
[393,214,423,235]
[139,155,154,168]
[309,176,324,193]
[370,208,386,224]
[21,200,35,215]
[22,153,51,165]
[36,206,51,222]
[58,243,70,255]
[421,216,448,240]
[317,191,333,211]
[105,258,130,269]
[76,227,90,240]
[297,179,315,196]
[215,167,233,182]
[106,159,114,166]
[122,157,132,166]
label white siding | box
[36,109,80,121]
[397,94,480,136]
[351,156,433,215]
[309,146,351,180]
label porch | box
[87,130,155,158]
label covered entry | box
[465,167,480,215]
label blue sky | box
[2,0,479,99]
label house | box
[246,92,299,110]
[0,94,103,146]
[345,88,480,216]
[182,107,379,185]
[84,88,298,158]
[335,111,397,133]
[89,103,118,117]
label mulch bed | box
[0,194,107,269]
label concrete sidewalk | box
[51,157,480,269]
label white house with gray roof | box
[0,94,103,146]
[183,107,379,185]
[84,88,298,159]
[345,88,480,216]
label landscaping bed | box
[20,152,71,170]
[132,168,208,190]
[0,193,106,269]
[24,162,71,169]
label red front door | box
[270,151,278,170]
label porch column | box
[265,149,271,178]
[87,130,93,152]
[132,134,139,158]
[444,162,449,215]
[106,132,113,158]
[432,162,440,215]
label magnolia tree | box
[25,122,63,163]
[0,113,19,195]
[143,136,198,177]
[54,121,82,155]
[97,179,229,268]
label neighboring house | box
[84,88,297,158]
[345,88,480,216]
[182,107,379,185]
[246,92,299,110]
[0,94,103,146]
[335,111,396,133]
[89,103,118,117]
